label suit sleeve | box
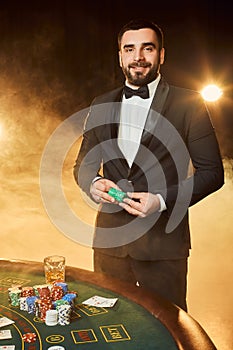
[73,104,103,196]
[165,95,224,212]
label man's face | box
[119,28,165,87]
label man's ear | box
[118,51,122,67]
[160,48,165,65]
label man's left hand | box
[119,192,161,217]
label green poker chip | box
[108,187,127,202]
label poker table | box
[0,259,216,350]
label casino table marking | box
[0,304,42,348]
[0,271,179,349]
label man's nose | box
[133,48,144,61]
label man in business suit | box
[73,19,224,310]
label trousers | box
[94,250,188,311]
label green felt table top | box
[0,259,217,350]
[0,263,178,349]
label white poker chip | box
[47,346,65,350]
[45,309,58,326]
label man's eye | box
[144,46,153,52]
[125,48,133,53]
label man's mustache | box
[129,62,151,68]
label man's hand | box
[90,178,119,203]
[119,192,161,217]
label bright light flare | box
[201,84,223,102]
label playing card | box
[82,295,118,307]
[0,318,15,328]
[0,346,15,350]
[0,330,12,340]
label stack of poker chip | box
[37,285,51,300]
[54,282,68,294]
[33,283,50,296]
[39,299,53,322]
[21,286,34,297]
[8,287,22,307]
[8,280,77,326]
[26,296,39,314]
[108,187,127,202]
[62,293,77,309]
[57,304,72,326]
[19,297,28,311]
[53,299,69,308]
[19,286,36,312]
[35,285,52,321]
[45,309,58,326]
[51,285,64,301]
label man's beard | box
[122,61,159,86]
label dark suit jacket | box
[73,77,224,260]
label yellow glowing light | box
[201,84,223,102]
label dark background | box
[0,0,232,159]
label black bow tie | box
[124,85,149,99]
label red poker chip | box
[22,332,37,343]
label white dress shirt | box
[118,74,166,212]
[118,75,161,167]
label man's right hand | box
[90,178,120,203]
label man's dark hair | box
[118,19,164,51]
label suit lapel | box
[142,77,170,140]
[130,78,170,173]
[105,88,130,171]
